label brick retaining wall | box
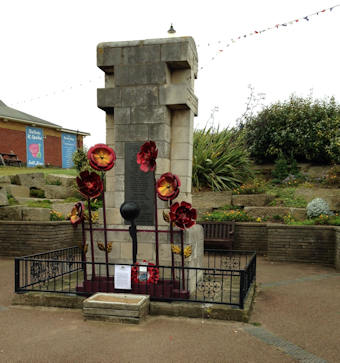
[336,228,340,270]
[234,223,267,254]
[267,224,335,266]
[0,221,82,257]
[230,223,339,268]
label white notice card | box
[114,265,132,290]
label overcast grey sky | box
[1,0,339,147]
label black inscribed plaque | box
[124,142,155,226]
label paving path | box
[0,257,339,362]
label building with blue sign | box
[0,100,90,168]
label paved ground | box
[0,257,339,363]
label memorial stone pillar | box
[96,37,202,269]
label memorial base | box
[77,277,189,300]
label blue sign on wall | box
[62,133,77,168]
[26,127,44,167]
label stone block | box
[156,158,170,175]
[159,85,198,116]
[51,202,75,217]
[192,191,232,210]
[122,44,161,64]
[232,194,275,207]
[113,124,149,142]
[171,142,193,161]
[160,37,198,75]
[97,88,122,111]
[22,207,50,221]
[121,86,158,107]
[83,293,150,324]
[11,173,45,188]
[131,105,170,125]
[97,44,122,69]
[137,243,154,260]
[244,206,306,220]
[153,141,170,159]
[105,74,115,87]
[0,206,23,220]
[148,124,171,142]
[46,174,75,187]
[0,175,11,184]
[121,243,132,259]
[106,113,114,129]
[115,63,167,86]
[5,184,30,198]
[44,185,75,199]
[0,187,9,206]
[171,160,192,178]
[114,107,131,125]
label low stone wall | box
[336,228,340,270]
[267,225,335,266]
[0,221,82,257]
[231,223,339,268]
[234,223,267,254]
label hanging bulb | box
[167,24,176,36]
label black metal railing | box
[15,248,256,309]
[15,246,83,293]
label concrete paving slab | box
[1,256,339,362]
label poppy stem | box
[153,171,159,266]
[87,196,96,279]
[101,173,110,281]
[180,230,185,291]
[81,218,87,281]
[169,199,175,282]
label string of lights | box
[198,4,339,70]
[12,4,339,106]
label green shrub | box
[232,179,265,195]
[244,95,340,164]
[201,209,253,222]
[30,188,45,198]
[192,127,253,191]
[72,148,89,172]
[306,198,333,218]
[50,210,65,221]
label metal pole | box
[101,173,110,279]
[153,171,159,266]
[87,197,96,279]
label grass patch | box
[200,209,254,222]
[0,167,77,177]
[25,200,52,208]
[7,193,18,205]
[285,215,340,226]
[63,197,81,203]
[250,322,262,327]
[267,187,307,208]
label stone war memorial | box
[14,37,256,322]
[84,36,203,297]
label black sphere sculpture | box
[120,201,140,222]
[120,201,140,264]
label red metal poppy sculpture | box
[169,201,197,230]
[76,170,103,199]
[70,201,85,226]
[88,144,116,171]
[136,141,158,172]
[156,172,181,201]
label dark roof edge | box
[0,116,90,137]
